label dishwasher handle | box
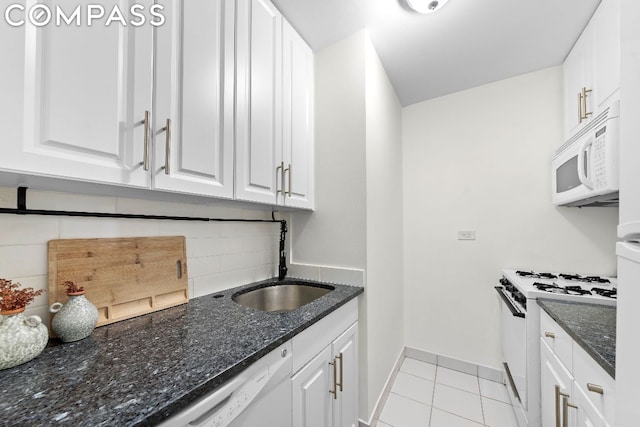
[495,286,525,318]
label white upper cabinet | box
[563,0,620,140]
[235,0,283,204]
[1,0,154,188]
[591,0,620,110]
[154,0,234,198]
[1,0,314,208]
[282,20,315,209]
[236,0,315,209]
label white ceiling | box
[272,0,602,106]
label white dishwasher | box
[158,342,292,427]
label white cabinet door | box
[563,29,592,140]
[332,323,358,427]
[1,0,153,188]
[563,0,620,141]
[541,339,573,427]
[292,346,332,427]
[154,0,234,198]
[235,0,282,204]
[282,20,314,209]
[592,0,621,111]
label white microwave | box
[552,100,620,207]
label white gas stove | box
[496,269,616,427]
[502,269,617,306]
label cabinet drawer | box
[540,310,573,371]
[573,342,615,426]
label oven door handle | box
[495,286,525,318]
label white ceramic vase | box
[0,309,49,370]
[50,292,99,343]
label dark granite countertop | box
[537,299,615,378]
[0,278,363,427]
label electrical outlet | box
[458,231,476,240]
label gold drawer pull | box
[545,332,556,339]
[587,383,604,394]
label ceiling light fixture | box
[406,0,450,14]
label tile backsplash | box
[0,186,281,322]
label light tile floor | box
[377,358,518,427]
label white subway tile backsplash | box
[0,245,48,278]
[287,263,366,286]
[59,217,161,238]
[0,216,59,245]
[220,252,266,272]
[288,263,321,281]
[159,221,220,239]
[188,256,222,279]
[319,266,365,286]
[28,189,117,213]
[0,186,280,303]
[116,197,195,217]
[188,278,195,299]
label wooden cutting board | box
[48,236,188,330]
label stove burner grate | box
[591,287,617,299]
[558,273,610,284]
[517,271,558,279]
[533,282,595,296]
[564,285,592,296]
[533,282,565,293]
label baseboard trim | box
[358,347,406,427]
[405,346,504,383]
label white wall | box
[290,32,367,270]
[0,186,280,322]
[363,35,405,421]
[402,66,619,369]
[290,30,404,423]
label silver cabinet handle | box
[161,118,171,175]
[578,92,583,124]
[562,395,578,427]
[276,162,285,195]
[545,332,556,339]
[285,164,292,197]
[329,358,337,399]
[587,383,604,394]
[582,87,593,120]
[336,352,343,392]
[554,385,561,427]
[141,110,150,170]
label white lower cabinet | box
[292,346,333,427]
[291,300,359,427]
[541,339,573,427]
[540,310,615,427]
[331,323,358,427]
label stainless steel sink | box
[232,283,334,313]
